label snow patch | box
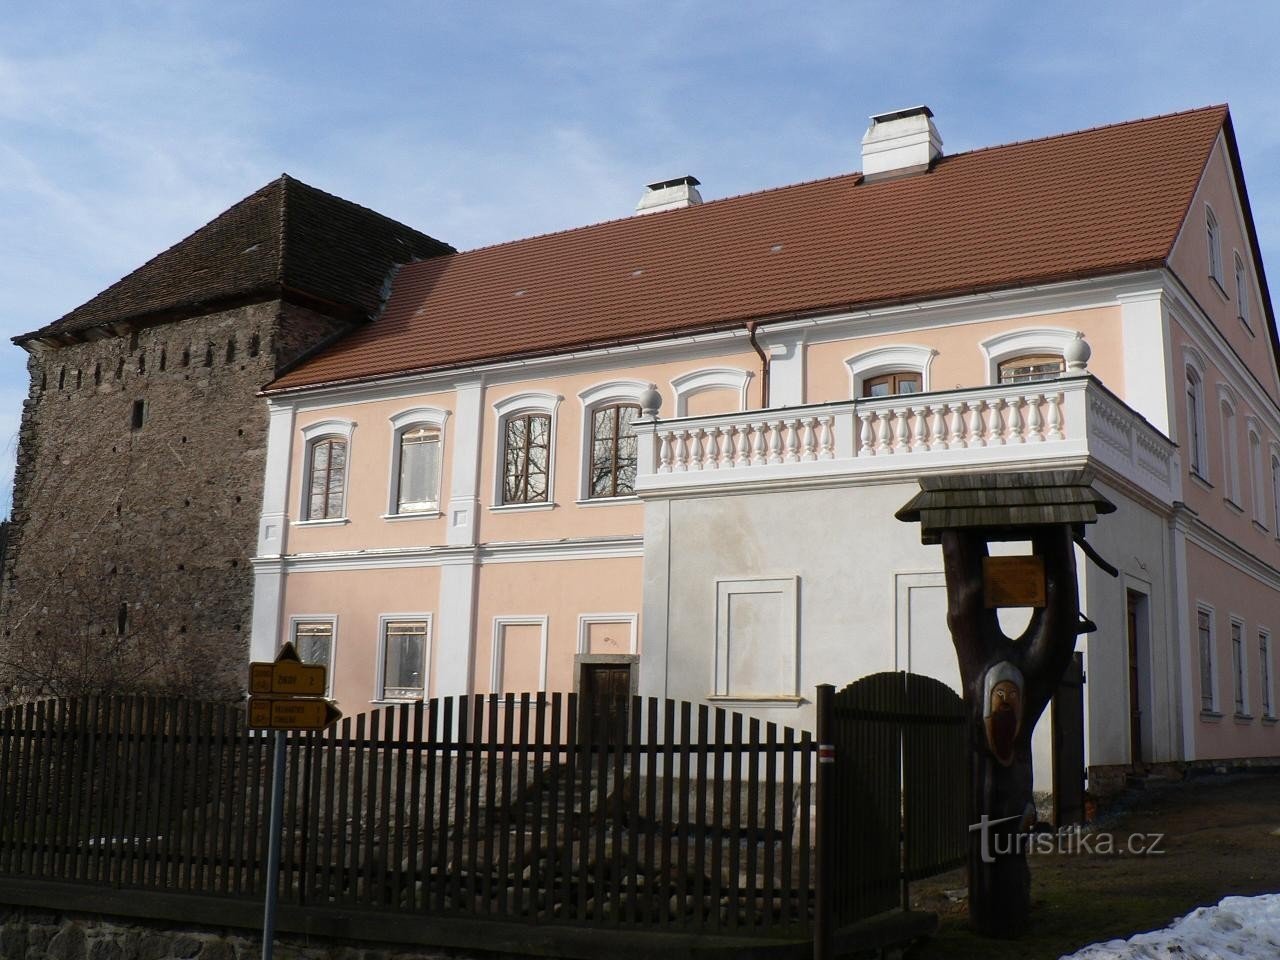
[1059,894,1280,959]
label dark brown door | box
[580,663,631,742]
[1052,653,1086,826]
[1127,592,1144,766]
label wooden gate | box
[1052,652,1086,826]
[826,672,967,927]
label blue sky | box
[3,1,1280,514]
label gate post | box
[814,683,835,960]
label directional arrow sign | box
[248,697,343,731]
[249,641,328,696]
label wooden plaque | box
[983,555,1046,608]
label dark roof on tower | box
[15,175,453,345]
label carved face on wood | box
[983,661,1024,766]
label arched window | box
[997,354,1064,384]
[845,345,936,398]
[502,413,552,504]
[862,372,921,397]
[1207,205,1223,285]
[1235,253,1251,329]
[305,437,349,520]
[1272,453,1280,534]
[1219,396,1239,505]
[397,427,441,513]
[1248,425,1265,524]
[1185,366,1207,478]
[588,404,641,498]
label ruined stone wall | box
[0,300,347,701]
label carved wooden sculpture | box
[898,470,1116,937]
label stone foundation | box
[0,906,483,960]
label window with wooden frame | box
[1198,607,1216,712]
[502,413,552,504]
[1186,367,1207,478]
[588,403,641,499]
[997,354,1065,385]
[380,619,429,701]
[396,426,441,514]
[861,372,922,398]
[305,437,348,520]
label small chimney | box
[860,106,942,182]
[635,176,702,215]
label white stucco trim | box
[712,576,799,699]
[844,344,937,397]
[669,368,753,417]
[385,406,450,517]
[978,327,1078,385]
[372,612,432,703]
[491,391,562,508]
[576,380,654,501]
[490,615,549,695]
[577,612,639,655]
[300,418,356,443]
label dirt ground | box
[904,772,1280,960]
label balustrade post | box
[818,416,836,460]
[969,401,986,447]
[894,408,910,452]
[987,399,1005,446]
[1046,393,1064,441]
[767,421,784,464]
[784,419,800,463]
[911,406,928,452]
[1026,395,1045,443]
[1007,397,1025,444]
[858,412,874,456]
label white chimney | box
[860,106,943,182]
[635,176,703,215]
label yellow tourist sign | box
[249,641,328,696]
[246,641,341,731]
[248,697,343,731]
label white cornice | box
[1185,514,1280,591]
[257,535,644,573]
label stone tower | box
[0,176,451,700]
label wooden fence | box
[0,693,816,938]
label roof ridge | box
[275,174,290,285]
[276,172,456,253]
[945,103,1228,161]
[448,104,1229,261]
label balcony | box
[634,375,1179,503]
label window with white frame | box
[1249,428,1266,525]
[388,407,449,516]
[1198,607,1216,712]
[1259,630,1274,719]
[293,619,335,672]
[379,618,429,701]
[1186,367,1207,478]
[1272,454,1280,534]
[1207,205,1223,286]
[305,437,349,520]
[1235,253,1251,329]
[979,327,1079,386]
[494,393,560,507]
[1231,619,1247,716]
[1220,397,1240,504]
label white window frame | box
[845,344,937,398]
[289,614,338,696]
[1259,629,1275,720]
[1247,421,1266,526]
[576,380,652,503]
[712,576,801,703]
[374,613,432,703]
[1235,252,1252,330]
[1184,353,1209,480]
[1207,204,1223,286]
[669,367,753,417]
[490,615,549,697]
[1230,616,1249,717]
[1271,447,1280,538]
[492,391,562,510]
[1218,387,1241,507]
[576,612,639,655]
[978,327,1078,386]
[296,419,356,525]
[385,406,450,519]
[1197,603,1217,714]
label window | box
[305,437,348,520]
[1272,455,1280,534]
[380,619,429,700]
[1260,632,1274,718]
[1186,367,1207,477]
[131,399,146,431]
[293,620,334,671]
[502,413,552,504]
[1220,399,1240,505]
[588,404,640,499]
[1236,254,1251,328]
[862,372,921,397]
[1198,608,1215,712]
[1231,620,1247,716]
[997,354,1065,384]
[396,427,441,513]
[1249,429,1265,525]
[1207,206,1223,286]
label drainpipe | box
[746,322,770,408]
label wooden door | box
[1127,592,1144,766]
[580,662,631,742]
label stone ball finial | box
[1064,332,1091,373]
[639,386,663,418]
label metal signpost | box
[247,642,342,960]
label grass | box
[903,772,1280,959]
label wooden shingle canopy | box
[895,470,1116,544]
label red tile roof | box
[270,106,1230,392]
